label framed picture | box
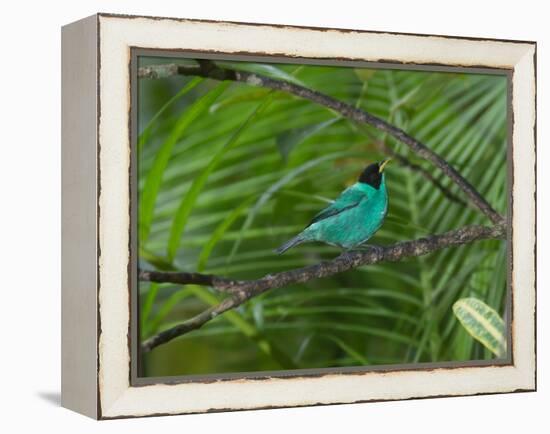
[61,13,536,419]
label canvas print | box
[136,56,509,378]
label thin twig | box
[138,61,504,224]
[141,223,505,352]
[380,143,468,206]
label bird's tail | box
[274,235,305,255]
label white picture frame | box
[61,13,536,419]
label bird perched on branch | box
[275,159,390,254]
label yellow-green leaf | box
[452,297,506,357]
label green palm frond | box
[138,59,508,376]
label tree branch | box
[138,61,504,225]
[138,270,239,291]
[140,223,505,352]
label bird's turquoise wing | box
[307,187,366,226]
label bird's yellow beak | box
[379,158,392,173]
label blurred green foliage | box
[137,56,508,377]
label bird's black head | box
[358,159,391,189]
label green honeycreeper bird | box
[275,159,390,254]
